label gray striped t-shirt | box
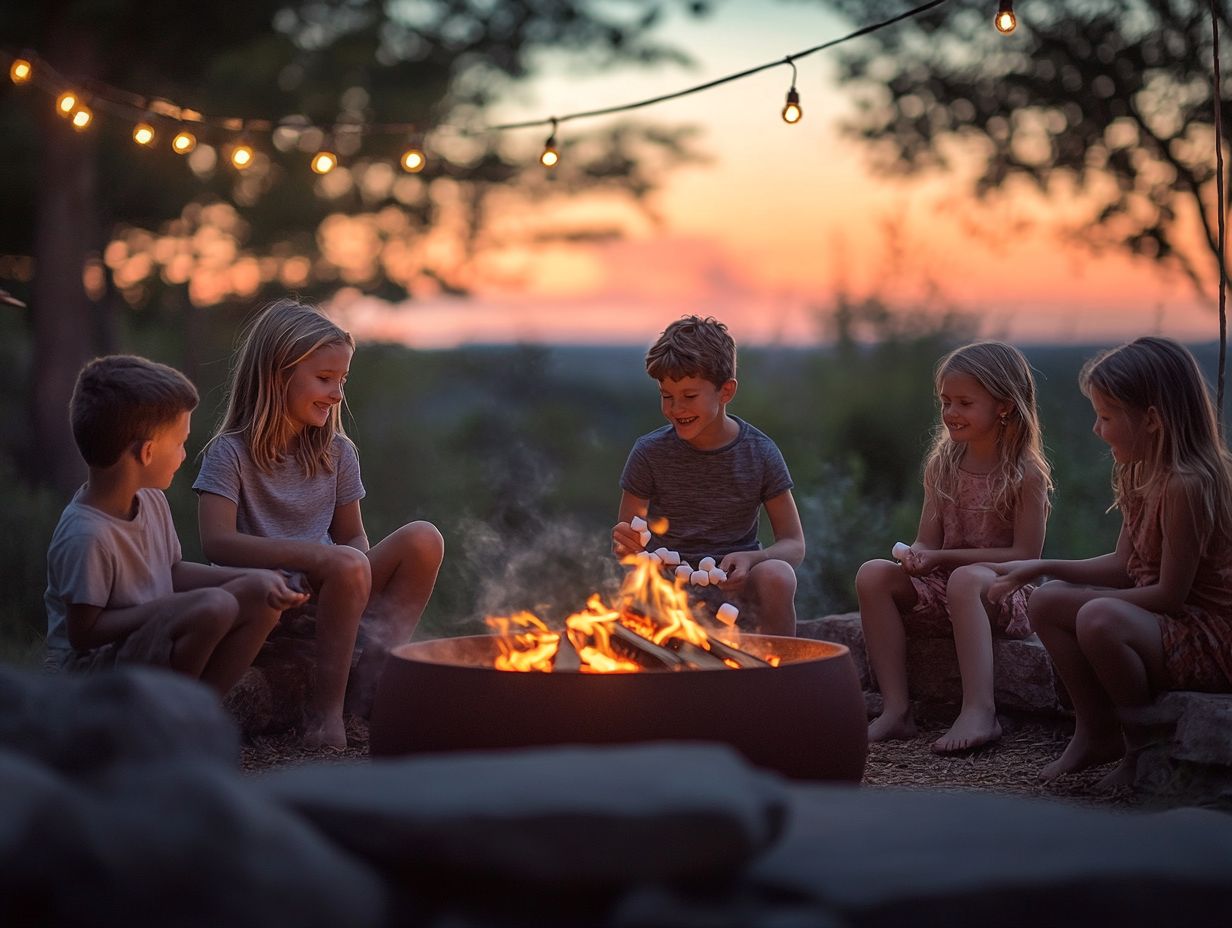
[619,417,793,564]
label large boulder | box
[0,664,237,774]
[1129,691,1232,805]
[799,613,1064,714]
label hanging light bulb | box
[311,141,338,175]
[540,118,559,168]
[171,128,197,154]
[995,1,1017,34]
[9,58,32,85]
[132,119,156,147]
[400,145,426,173]
[230,139,254,170]
[781,59,802,124]
[70,103,93,131]
[55,90,78,117]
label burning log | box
[608,622,689,671]
[703,635,772,670]
[665,638,733,671]
[552,631,582,673]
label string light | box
[781,59,802,124]
[2,2,950,173]
[310,140,338,174]
[171,128,197,154]
[9,57,31,85]
[400,144,426,173]
[230,136,254,170]
[540,118,559,168]
[55,90,77,117]
[995,1,1017,34]
[70,102,93,131]
[132,119,156,147]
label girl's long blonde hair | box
[1080,336,1232,550]
[211,299,356,476]
[924,341,1052,518]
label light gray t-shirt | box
[619,416,793,564]
[193,433,365,543]
[44,487,182,666]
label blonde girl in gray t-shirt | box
[195,300,443,749]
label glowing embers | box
[484,554,777,673]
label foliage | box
[810,0,1226,297]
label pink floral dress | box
[906,469,1034,639]
[1124,481,1232,692]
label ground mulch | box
[238,712,1164,811]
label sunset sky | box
[334,1,1216,349]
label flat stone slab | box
[798,612,1064,714]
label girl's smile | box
[938,372,1007,449]
[285,341,353,433]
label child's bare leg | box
[933,565,1002,753]
[195,575,284,696]
[744,559,797,637]
[856,559,920,741]
[163,588,241,680]
[1029,584,1124,780]
[1074,600,1168,791]
[346,522,444,717]
[306,547,370,747]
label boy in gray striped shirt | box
[611,316,804,635]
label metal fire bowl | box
[370,634,867,782]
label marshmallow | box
[690,570,710,587]
[648,552,662,565]
[674,564,693,582]
[892,542,911,562]
[638,530,652,547]
[656,548,682,567]
[708,567,727,583]
[716,603,739,626]
[634,550,651,561]
[699,556,717,571]
[630,516,648,532]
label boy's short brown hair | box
[70,355,199,468]
[644,315,736,387]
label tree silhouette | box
[1,0,712,492]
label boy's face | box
[659,375,737,450]
[142,410,191,490]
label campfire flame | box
[484,554,780,673]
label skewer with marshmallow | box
[630,515,652,549]
[891,542,912,562]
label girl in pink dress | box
[858,342,1052,754]
[991,337,1232,788]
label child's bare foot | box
[1039,732,1123,781]
[868,711,918,742]
[1094,754,1139,792]
[932,710,1002,754]
[303,716,348,750]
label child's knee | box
[325,545,373,597]
[749,559,797,598]
[1026,580,1068,630]
[182,588,240,635]
[855,558,897,595]
[399,520,444,568]
[1075,599,1122,648]
[945,564,990,601]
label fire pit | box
[370,556,867,781]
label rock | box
[0,751,388,928]
[0,665,237,775]
[751,785,1232,925]
[223,634,316,738]
[1128,691,1232,805]
[799,613,1064,714]
[257,742,788,888]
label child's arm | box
[988,528,1133,602]
[899,490,944,575]
[199,492,345,574]
[65,599,178,652]
[718,489,805,584]
[170,561,308,609]
[327,500,371,552]
[611,490,649,557]
[907,466,1049,573]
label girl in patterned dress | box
[991,337,1232,787]
[858,342,1052,754]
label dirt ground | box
[238,711,1171,811]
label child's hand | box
[986,560,1037,604]
[253,569,311,610]
[717,551,759,591]
[899,547,936,576]
[611,522,643,558]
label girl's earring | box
[998,412,1009,428]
